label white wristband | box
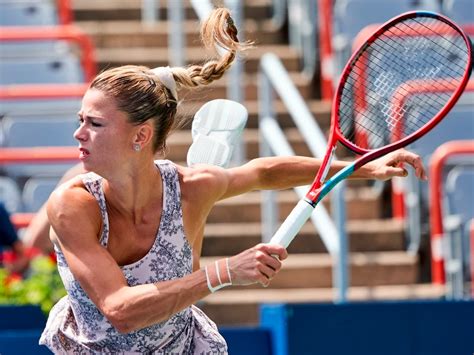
[205,258,232,293]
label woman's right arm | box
[48,183,287,334]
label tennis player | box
[38,7,427,354]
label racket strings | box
[371,28,466,89]
[338,15,471,150]
[340,77,448,147]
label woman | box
[39,7,426,354]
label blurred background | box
[0,0,473,354]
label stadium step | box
[166,128,311,161]
[201,218,404,255]
[199,284,445,325]
[207,188,384,224]
[96,44,300,73]
[77,18,286,47]
[178,99,332,129]
[72,0,273,22]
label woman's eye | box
[91,121,102,127]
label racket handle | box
[269,199,315,249]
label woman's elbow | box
[102,301,134,334]
[100,293,139,334]
[101,297,170,334]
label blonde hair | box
[89,8,250,154]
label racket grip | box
[269,199,315,249]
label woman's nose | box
[73,124,87,142]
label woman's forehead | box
[81,89,119,117]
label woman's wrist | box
[204,258,233,293]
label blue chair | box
[332,0,414,78]
[442,0,474,25]
[0,0,57,26]
[0,176,22,213]
[445,166,474,224]
[1,115,78,178]
[0,98,82,120]
[22,175,61,212]
[0,54,83,85]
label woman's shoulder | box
[176,163,225,186]
[174,163,227,201]
[47,175,101,227]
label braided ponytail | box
[171,7,252,89]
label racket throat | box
[319,146,337,184]
[306,146,337,204]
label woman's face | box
[74,89,137,175]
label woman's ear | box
[133,122,153,150]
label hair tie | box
[151,66,178,101]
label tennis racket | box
[270,11,473,248]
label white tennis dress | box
[40,160,228,354]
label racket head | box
[331,11,473,157]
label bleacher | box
[0,0,473,354]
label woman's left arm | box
[217,149,426,200]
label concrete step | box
[72,0,273,22]
[202,218,403,255]
[77,18,286,47]
[198,284,445,325]
[176,99,332,130]
[201,251,418,289]
[208,188,384,224]
[166,128,312,161]
[168,72,312,101]
[96,45,300,73]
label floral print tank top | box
[39,160,228,354]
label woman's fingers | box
[228,243,287,287]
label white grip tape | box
[269,199,315,249]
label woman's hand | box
[228,243,288,287]
[365,149,427,181]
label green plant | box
[0,256,66,314]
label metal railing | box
[287,0,318,78]
[259,53,348,303]
[429,141,474,291]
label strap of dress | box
[82,172,110,246]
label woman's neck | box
[102,159,163,224]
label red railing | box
[429,140,474,284]
[390,80,474,219]
[0,83,88,100]
[0,26,96,83]
[57,0,74,25]
[0,147,79,229]
[317,0,334,102]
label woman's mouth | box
[79,148,90,159]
